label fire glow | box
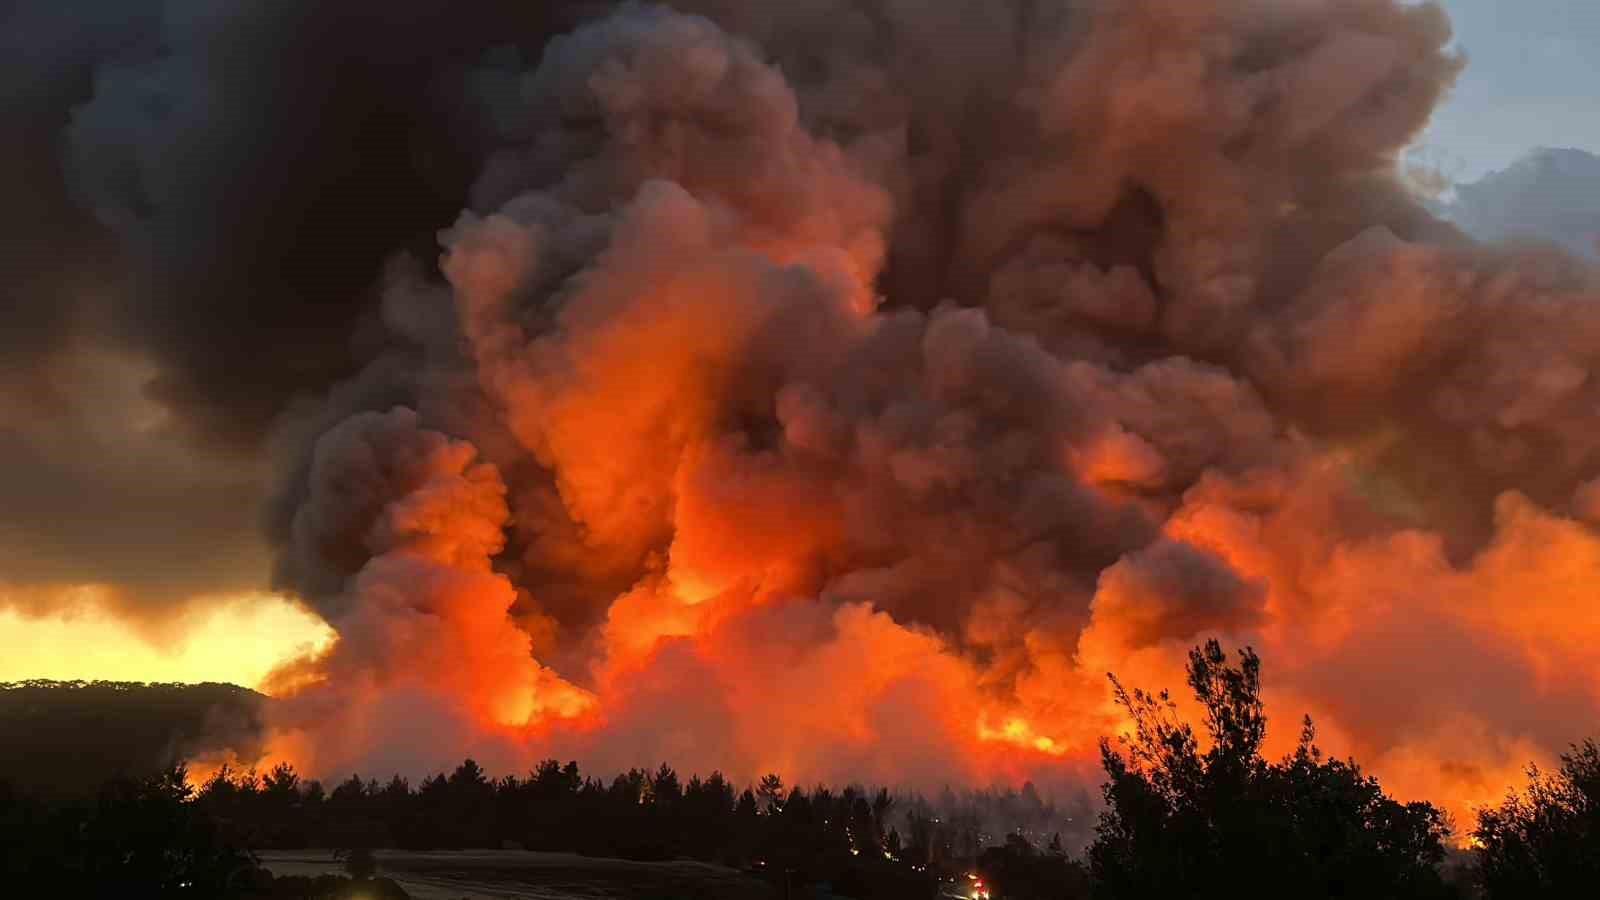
[243,0,1600,839]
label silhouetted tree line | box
[0,764,407,899]
[5,644,1599,898]
[1473,738,1600,898]
[185,757,941,896]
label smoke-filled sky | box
[5,0,1600,835]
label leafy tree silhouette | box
[1474,739,1600,897]
[445,759,494,849]
[3,764,261,896]
[871,787,895,850]
[258,762,308,850]
[650,763,682,808]
[977,831,1091,900]
[757,773,785,815]
[1090,640,1458,899]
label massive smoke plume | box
[10,0,1600,831]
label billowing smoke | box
[11,0,1600,831]
[0,0,596,626]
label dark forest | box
[5,644,1595,898]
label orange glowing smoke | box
[256,0,1600,838]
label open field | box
[257,850,778,900]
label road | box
[257,849,777,900]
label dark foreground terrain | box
[258,850,776,900]
[0,680,263,797]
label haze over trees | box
[6,644,1596,897]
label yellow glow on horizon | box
[0,593,334,690]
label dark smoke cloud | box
[0,0,599,620]
[59,0,604,451]
[0,1,153,373]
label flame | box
[242,0,1600,843]
[977,716,1069,757]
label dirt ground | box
[257,849,779,900]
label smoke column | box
[250,0,1600,832]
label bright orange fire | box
[251,0,1600,842]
